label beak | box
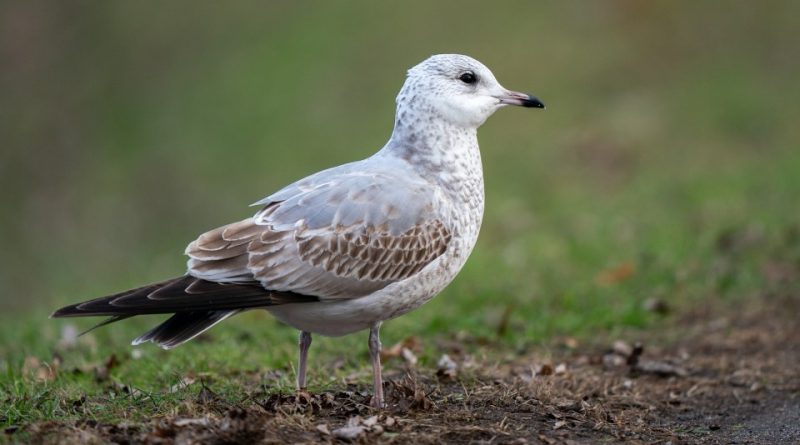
[495,90,545,109]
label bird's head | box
[397,54,544,129]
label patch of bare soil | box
[20,294,799,444]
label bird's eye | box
[459,72,477,84]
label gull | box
[52,54,544,408]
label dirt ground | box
[19,293,800,444]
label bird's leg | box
[368,322,384,409]
[296,331,312,391]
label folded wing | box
[187,159,453,299]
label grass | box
[2,118,797,433]
[1,0,799,437]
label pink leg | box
[368,323,384,409]
[296,331,312,390]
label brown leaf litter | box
[16,294,800,444]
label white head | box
[396,54,544,129]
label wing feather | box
[52,276,317,317]
[187,159,453,300]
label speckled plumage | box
[52,54,544,408]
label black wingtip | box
[50,305,78,318]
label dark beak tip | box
[524,96,545,109]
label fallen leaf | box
[554,398,582,412]
[381,336,422,361]
[595,262,636,285]
[413,387,433,410]
[602,353,627,369]
[612,340,633,357]
[333,425,364,440]
[401,347,418,366]
[559,337,579,349]
[538,433,558,444]
[363,415,379,427]
[436,354,458,380]
[22,356,40,374]
[169,376,196,393]
[173,418,209,427]
[24,356,59,382]
[36,365,57,382]
[631,360,688,378]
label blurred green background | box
[1,1,799,350]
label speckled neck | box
[379,93,480,186]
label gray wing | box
[186,158,453,300]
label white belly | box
[268,138,485,337]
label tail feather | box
[51,275,318,349]
[79,315,135,336]
[132,310,239,349]
[51,275,316,317]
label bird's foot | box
[295,388,312,404]
[370,395,384,409]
